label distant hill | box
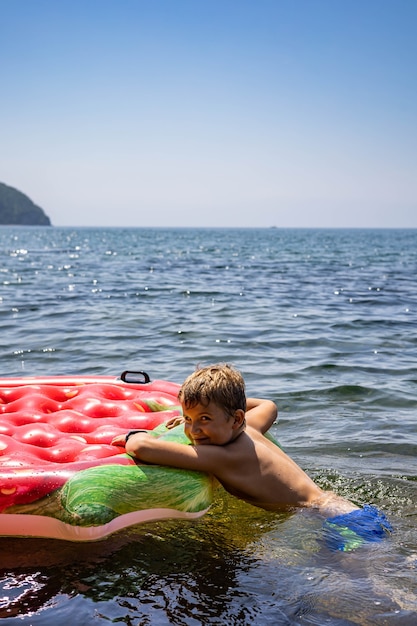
[0,182,51,225]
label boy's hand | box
[111,434,127,447]
[165,416,185,430]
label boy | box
[112,364,391,548]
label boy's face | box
[181,400,243,446]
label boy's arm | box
[245,398,277,433]
[113,432,227,473]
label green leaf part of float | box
[60,463,213,526]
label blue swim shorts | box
[323,504,393,552]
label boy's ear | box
[232,409,245,429]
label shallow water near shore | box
[0,226,416,624]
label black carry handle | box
[120,370,151,384]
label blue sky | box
[1,0,416,227]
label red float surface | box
[0,376,181,513]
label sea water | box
[0,226,416,624]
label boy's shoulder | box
[223,428,261,454]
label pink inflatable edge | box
[0,508,210,542]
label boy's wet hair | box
[178,363,246,417]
